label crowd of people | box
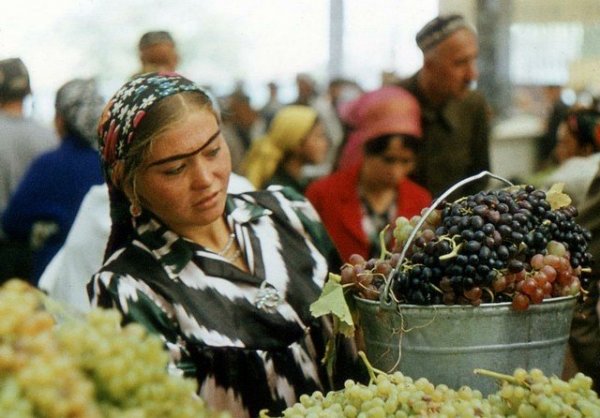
[1,12,600,416]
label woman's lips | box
[193,190,220,209]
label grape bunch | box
[341,185,593,310]
[262,368,494,417]
[484,368,600,417]
[261,364,600,417]
[0,279,231,418]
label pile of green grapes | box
[0,279,230,418]
[261,358,600,417]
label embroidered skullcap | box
[242,105,318,188]
[55,78,105,148]
[0,58,31,102]
[138,30,175,50]
[416,14,471,52]
[97,72,210,259]
[336,86,421,170]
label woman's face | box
[133,108,231,237]
[361,136,416,189]
[298,121,329,165]
[555,122,589,163]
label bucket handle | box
[380,170,514,307]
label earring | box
[129,200,142,217]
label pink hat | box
[337,86,421,170]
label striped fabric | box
[88,187,341,417]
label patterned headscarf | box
[241,105,318,188]
[55,78,105,148]
[97,72,209,259]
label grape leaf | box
[546,183,572,210]
[310,273,355,337]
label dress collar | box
[133,193,272,277]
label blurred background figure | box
[292,72,318,106]
[306,86,432,261]
[564,167,600,393]
[2,78,105,284]
[260,81,283,127]
[242,105,328,193]
[539,107,600,207]
[221,88,266,174]
[310,77,362,176]
[136,30,179,75]
[536,85,571,170]
[0,57,57,282]
[398,14,491,198]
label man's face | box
[140,42,179,72]
[424,28,479,102]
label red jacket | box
[305,164,432,263]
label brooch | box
[255,281,282,312]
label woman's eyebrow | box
[146,129,221,167]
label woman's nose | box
[190,161,213,189]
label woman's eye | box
[164,164,185,175]
[207,146,221,158]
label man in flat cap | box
[0,57,56,280]
[398,14,491,198]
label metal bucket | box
[355,295,577,395]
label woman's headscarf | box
[242,105,318,188]
[55,78,105,148]
[336,86,422,170]
[97,72,208,259]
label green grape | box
[0,279,230,418]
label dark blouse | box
[88,187,343,417]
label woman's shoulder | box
[306,166,357,195]
[400,178,433,200]
[97,242,167,280]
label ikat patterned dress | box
[88,187,343,417]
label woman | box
[241,105,329,193]
[306,86,432,262]
[2,78,105,283]
[542,107,600,207]
[88,73,354,417]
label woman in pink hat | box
[305,86,432,262]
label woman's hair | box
[120,91,219,193]
[241,105,318,188]
[363,134,420,156]
[564,107,600,152]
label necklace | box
[217,233,236,257]
[217,233,242,263]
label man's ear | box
[54,114,66,137]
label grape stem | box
[358,350,387,383]
[439,239,463,261]
[378,225,391,261]
[473,368,529,388]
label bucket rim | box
[354,294,578,311]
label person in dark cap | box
[398,13,491,198]
[136,30,179,75]
[0,58,57,281]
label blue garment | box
[2,135,104,282]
